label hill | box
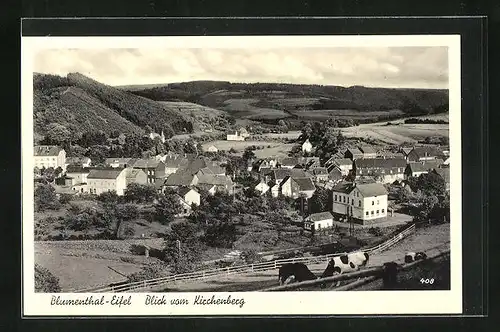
[33,73,230,138]
[126,81,449,124]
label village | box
[34,122,450,238]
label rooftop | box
[87,169,125,179]
[306,211,334,222]
[34,145,63,157]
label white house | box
[86,168,128,196]
[255,181,270,195]
[304,211,334,232]
[207,145,219,153]
[270,184,280,198]
[331,181,388,225]
[281,176,316,199]
[226,131,246,141]
[149,131,166,144]
[404,159,444,179]
[34,145,66,171]
[178,187,200,206]
[65,166,90,186]
[239,127,250,138]
[354,158,407,184]
[329,158,353,176]
[302,139,313,153]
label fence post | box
[251,264,254,272]
[274,261,277,269]
[227,267,230,275]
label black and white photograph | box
[22,35,462,315]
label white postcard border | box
[21,34,462,316]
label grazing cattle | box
[323,251,370,276]
[404,251,428,263]
[278,263,317,285]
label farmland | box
[201,140,294,158]
[221,98,291,120]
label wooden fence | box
[72,223,416,293]
[261,248,450,292]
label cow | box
[404,251,428,263]
[278,263,317,285]
[321,251,370,287]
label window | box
[317,223,321,229]
[343,196,346,203]
[372,201,374,205]
[351,199,354,205]
[382,209,385,213]
[334,194,337,201]
[377,200,379,205]
[366,211,369,216]
[376,210,379,214]
[371,211,374,215]
[359,200,361,207]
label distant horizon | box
[34,71,449,91]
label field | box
[288,109,405,121]
[221,98,291,120]
[201,140,294,159]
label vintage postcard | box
[22,34,462,316]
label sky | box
[34,46,449,89]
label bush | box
[240,249,261,264]
[59,193,73,204]
[34,264,61,292]
[34,183,61,212]
[368,227,384,237]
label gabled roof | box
[34,145,63,156]
[306,211,333,222]
[312,167,328,175]
[332,181,354,194]
[407,159,444,173]
[178,186,198,197]
[410,146,443,158]
[333,158,353,167]
[355,158,407,169]
[292,177,316,191]
[132,159,164,169]
[163,155,189,168]
[279,157,299,167]
[433,167,450,184]
[126,168,145,179]
[197,174,233,186]
[355,182,388,197]
[302,138,312,145]
[346,147,363,155]
[87,169,125,179]
[358,145,377,154]
[165,172,196,186]
[105,158,134,165]
[328,167,343,180]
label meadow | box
[201,140,295,159]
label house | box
[263,168,313,186]
[226,131,246,141]
[196,174,234,193]
[353,158,407,184]
[125,168,148,186]
[407,146,443,162]
[298,156,320,170]
[34,145,66,171]
[303,212,334,232]
[86,168,128,196]
[358,145,377,159]
[178,186,201,206]
[432,168,450,191]
[331,181,388,225]
[328,167,344,183]
[326,158,353,176]
[278,157,300,169]
[281,176,316,199]
[404,159,444,179]
[270,184,280,198]
[163,154,190,176]
[131,159,167,184]
[180,157,226,177]
[65,166,91,186]
[66,157,91,168]
[149,131,166,144]
[238,127,250,139]
[164,173,199,188]
[344,147,364,161]
[105,158,138,168]
[196,183,218,196]
[254,181,270,195]
[312,167,329,182]
[302,139,313,153]
[400,147,414,161]
[206,145,219,153]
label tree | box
[163,222,203,273]
[308,187,331,214]
[203,222,237,248]
[124,183,158,203]
[45,123,72,145]
[34,264,61,292]
[416,172,446,196]
[97,190,120,204]
[154,189,183,224]
[242,148,256,162]
[110,204,139,239]
[34,183,61,212]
